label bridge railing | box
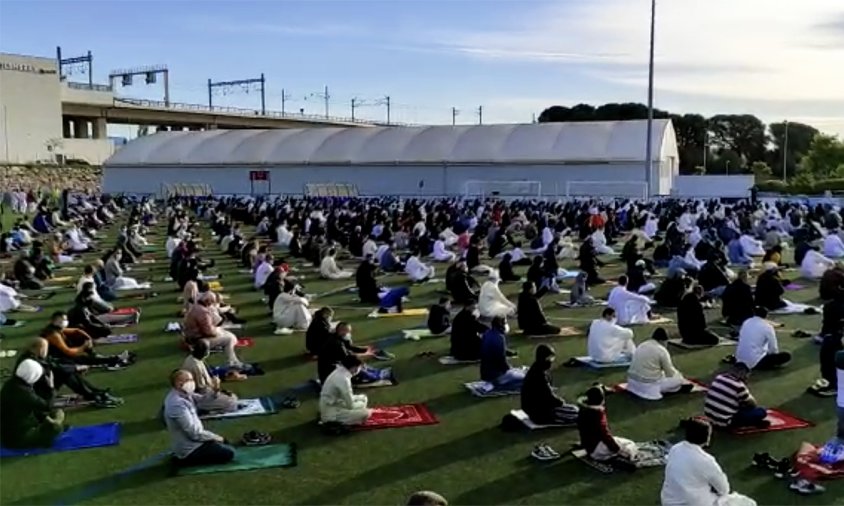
[113,97,409,127]
[68,82,114,92]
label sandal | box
[225,371,248,381]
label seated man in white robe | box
[361,237,378,260]
[275,223,293,248]
[66,226,91,252]
[801,248,836,279]
[590,228,615,255]
[320,248,353,280]
[478,271,516,319]
[662,418,757,506]
[677,211,695,233]
[607,275,653,325]
[587,307,636,363]
[556,236,578,260]
[253,255,274,289]
[165,234,182,259]
[320,355,372,426]
[272,284,312,332]
[823,231,844,259]
[104,251,151,291]
[405,253,435,282]
[440,228,459,247]
[0,283,22,314]
[684,246,705,271]
[739,234,765,256]
[374,243,390,265]
[432,239,456,263]
[644,215,659,240]
[626,328,691,400]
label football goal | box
[565,180,648,200]
[463,180,542,199]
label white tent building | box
[103,119,679,198]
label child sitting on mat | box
[521,344,578,425]
[577,386,638,462]
[319,355,372,427]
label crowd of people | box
[2,191,844,503]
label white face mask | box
[472,310,481,318]
[181,380,196,394]
[59,319,69,329]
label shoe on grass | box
[789,479,825,495]
[531,445,560,462]
[274,327,294,335]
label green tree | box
[799,134,844,178]
[751,161,772,179]
[708,114,768,164]
[768,121,818,179]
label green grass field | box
[0,214,840,505]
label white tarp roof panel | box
[105,119,674,167]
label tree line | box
[538,103,843,183]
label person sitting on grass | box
[13,252,42,290]
[662,417,757,506]
[164,369,235,468]
[721,270,754,327]
[704,362,769,430]
[317,322,387,386]
[480,316,523,389]
[427,297,452,336]
[405,249,436,283]
[306,307,335,356]
[607,275,654,325]
[678,285,723,346]
[497,253,522,283]
[479,271,516,319]
[577,385,638,462]
[517,281,560,336]
[16,337,122,409]
[450,302,486,361]
[0,358,65,450]
[104,249,150,291]
[754,263,788,311]
[587,307,636,364]
[319,354,373,427]
[355,254,381,304]
[521,344,578,425]
[181,340,239,414]
[67,288,113,339]
[446,260,480,304]
[183,294,243,368]
[272,283,312,334]
[734,306,791,370]
[41,311,132,369]
[570,271,596,306]
[320,248,353,280]
[627,328,692,400]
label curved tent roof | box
[105,120,675,167]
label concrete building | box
[0,51,372,166]
[103,120,680,197]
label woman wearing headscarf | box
[520,344,578,425]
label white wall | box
[60,83,114,106]
[672,175,754,198]
[62,138,114,164]
[0,54,63,163]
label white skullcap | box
[16,358,43,385]
[763,261,779,272]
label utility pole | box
[385,96,391,125]
[702,129,708,171]
[477,106,483,125]
[782,119,789,183]
[324,85,330,118]
[281,88,291,115]
[644,0,656,199]
[351,97,358,121]
[452,107,459,126]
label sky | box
[1,0,843,138]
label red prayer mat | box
[731,409,812,435]
[354,404,439,431]
[794,442,844,482]
[236,338,254,348]
[110,307,139,315]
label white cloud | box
[444,0,844,104]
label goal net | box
[463,180,541,199]
[565,180,648,200]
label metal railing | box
[113,97,409,127]
[67,81,113,92]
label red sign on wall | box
[249,170,269,181]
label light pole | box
[726,160,731,175]
[644,0,657,199]
[782,120,789,183]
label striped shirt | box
[704,373,751,427]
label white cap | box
[16,358,44,385]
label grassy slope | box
[0,214,839,505]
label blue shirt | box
[728,239,749,264]
[480,328,509,382]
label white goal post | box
[463,180,542,199]
[565,180,648,200]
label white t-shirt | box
[735,317,778,369]
[661,441,730,506]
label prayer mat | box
[52,394,95,410]
[0,423,120,458]
[555,300,608,308]
[524,327,581,339]
[200,397,277,420]
[139,259,156,264]
[208,281,224,292]
[355,366,395,388]
[667,338,735,350]
[573,356,632,369]
[613,380,707,398]
[110,307,140,316]
[439,356,480,366]
[794,442,844,482]
[785,283,807,291]
[354,404,438,431]
[367,308,428,318]
[628,316,673,325]
[209,337,254,353]
[209,363,265,377]
[509,409,575,430]
[770,302,821,315]
[402,328,445,341]
[27,292,56,301]
[3,320,26,328]
[49,276,73,283]
[571,448,615,474]
[13,304,41,313]
[94,334,138,345]
[731,409,813,435]
[177,444,296,476]
[465,380,521,398]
